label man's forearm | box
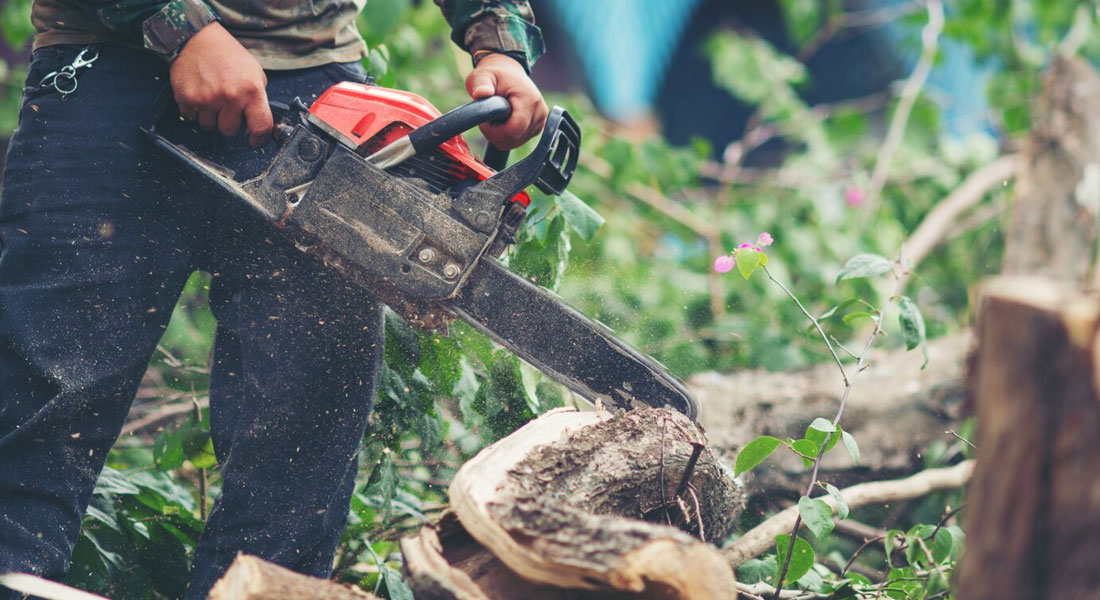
[433,0,544,72]
[70,0,219,60]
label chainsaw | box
[143,82,699,420]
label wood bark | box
[402,407,744,599]
[1002,55,1100,282]
[955,277,1100,600]
[689,332,970,494]
[207,554,381,600]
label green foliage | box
[897,295,929,368]
[797,496,834,540]
[841,430,860,464]
[835,254,894,283]
[775,534,815,584]
[70,468,203,598]
[734,435,782,476]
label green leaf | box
[181,426,216,469]
[366,47,389,79]
[419,333,462,396]
[817,298,862,322]
[805,422,840,457]
[824,483,849,520]
[884,529,904,560]
[798,496,835,540]
[92,467,141,496]
[790,438,819,468]
[841,431,860,464]
[808,418,835,433]
[382,565,415,600]
[555,191,605,242]
[735,436,783,476]
[365,453,398,523]
[835,254,893,282]
[897,296,929,369]
[736,248,762,279]
[153,426,185,471]
[932,526,964,563]
[775,534,815,584]
[509,214,570,291]
[737,557,777,584]
[841,311,875,324]
[779,0,822,44]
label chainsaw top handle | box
[406,95,512,170]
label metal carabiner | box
[38,47,98,98]
[70,47,99,70]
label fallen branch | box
[723,460,974,566]
[121,397,209,435]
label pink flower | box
[713,254,736,273]
[845,187,866,207]
[739,243,753,249]
[757,232,773,247]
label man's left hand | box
[466,53,548,150]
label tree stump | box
[955,277,1100,599]
[1002,55,1100,282]
[402,407,744,599]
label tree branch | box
[902,154,1020,281]
[723,460,974,567]
[865,0,945,213]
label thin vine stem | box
[763,265,849,386]
[769,254,906,598]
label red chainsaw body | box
[309,82,530,206]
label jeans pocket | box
[21,47,64,100]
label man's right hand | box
[170,22,273,148]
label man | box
[0,0,547,597]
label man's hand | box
[170,22,273,148]
[466,53,548,150]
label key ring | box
[38,47,99,98]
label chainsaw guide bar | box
[143,82,699,420]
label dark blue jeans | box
[0,45,384,599]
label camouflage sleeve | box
[70,0,219,60]
[433,0,545,72]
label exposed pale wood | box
[955,277,1100,599]
[206,555,380,600]
[690,332,969,493]
[400,512,642,600]
[722,460,972,566]
[1003,55,1100,282]
[0,573,110,600]
[431,406,742,599]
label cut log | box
[404,406,744,599]
[207,554,381,600]
[955,277,1100,599]
[401,511,641,599]
[690,332,970,493]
